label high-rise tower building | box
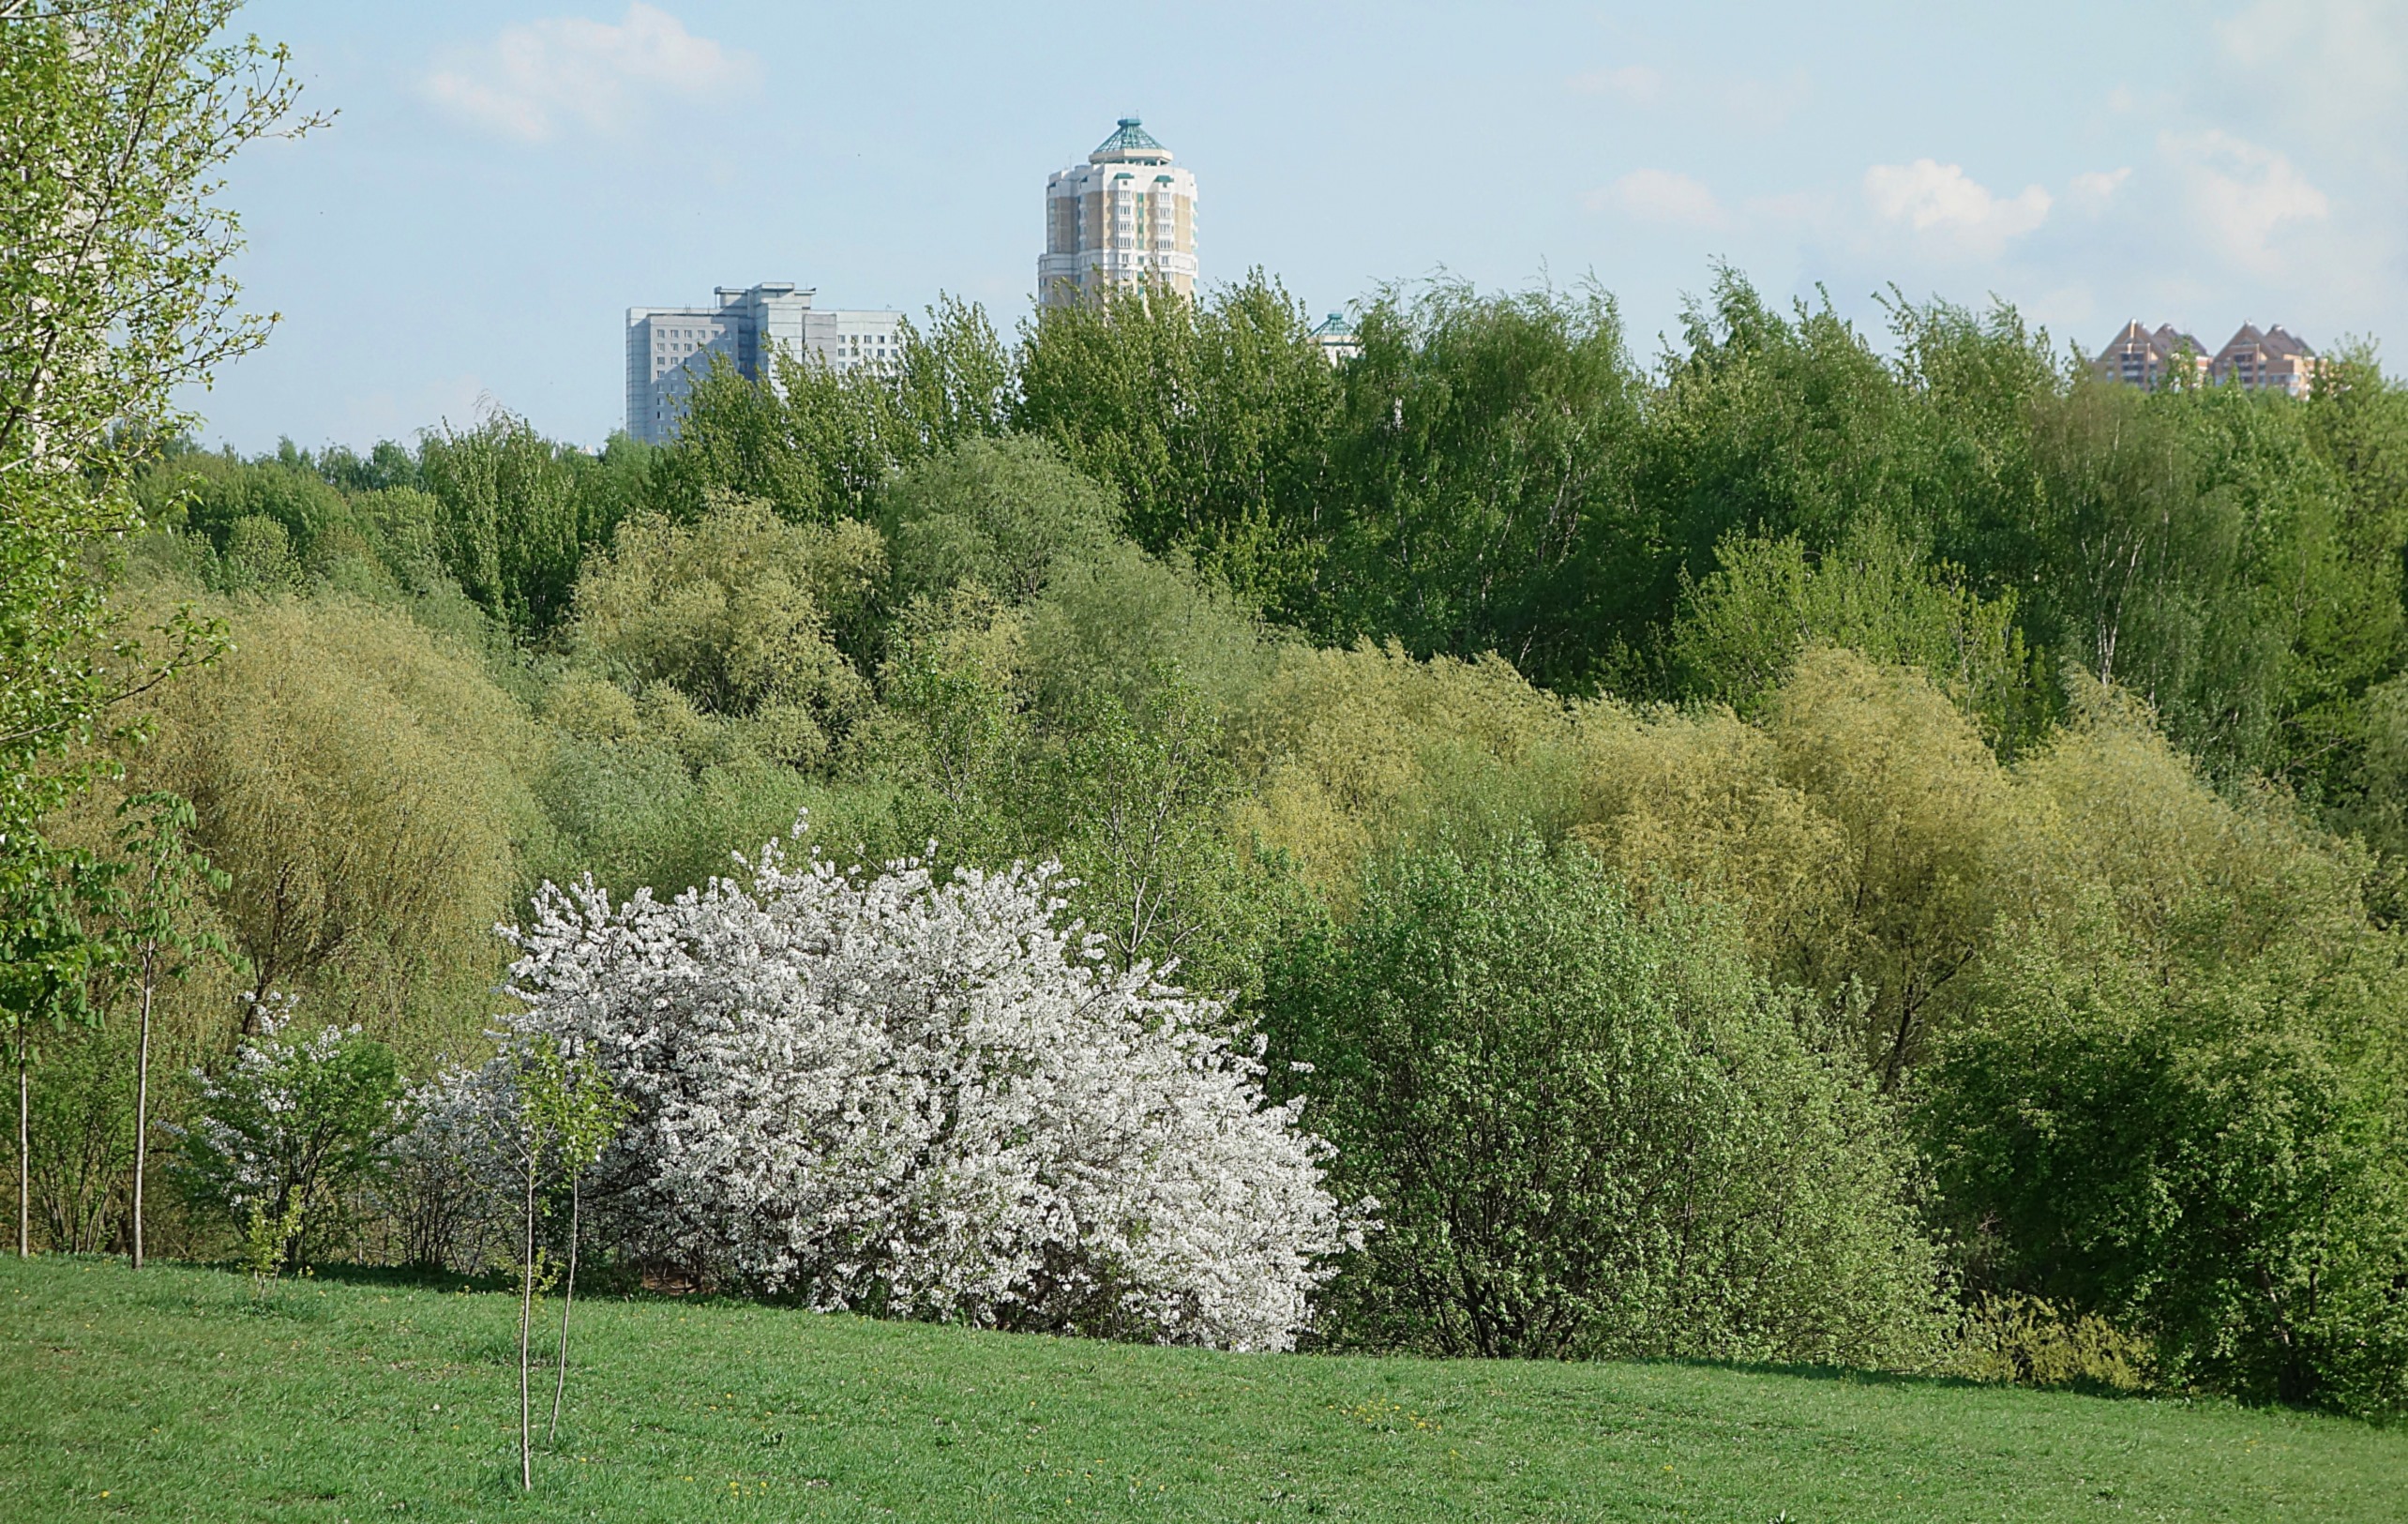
[625,282,902,445]
[1038,117,1198,309]
[2092,321,2209,391]
[2091,319,2325,397]
[2208,323,2324,397]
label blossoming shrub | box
[1269,832,1949,1366]
[381,1060,517,1272]
[172,1003,403,1271]
[475,833,1357,1350]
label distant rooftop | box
[1090,116,1172,164]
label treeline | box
[17,270,2408,1420]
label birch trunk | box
[519,1153,537,1491]
[131,947,156,1270]
[547,1179,579,1443]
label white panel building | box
[625,282,904,444]
[1038,118,1199,309]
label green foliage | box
[1946,1293,2157,1394]
[878,434,1117,608]
[531,742,895,903]
[565,494,880,765]
[22,1012,137,1255]
[1317,279,1641,687]
[1671,523,2041,747]
[419,414,627,636]
[239,1196,304,1290]
[175,1018,402,1272]
[1030,673,1285,994]
[654,295,1016,525]
[1234,641,1573,899]
[862,585,1031,863]
[652,355,895,525]
[1920,908,2408,1419]
[121,592,540,1059]
[0,4,306,1147]
[30,172,2408,1426]
[1016,272,1339,608]
[1020,539,1279,718]
[1271,833,1945,1366]
[893,294,1016,451]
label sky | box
[189,0,2408,454]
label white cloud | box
[1589,169,1727,229]
[1569,61,1807,128]
[2218,1,2405,96]
[1569,65,1665,105]
[2159,129,2330,274]
[423,4,760,144]
[2069,167,2132,210]
[1862,158,2051,258]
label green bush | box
[878,433,1117,608]
[1946,1293,2156,1394]
[1269,833,1946,1366]
[173,1013,403,1272]
[1920,912,2408,1419]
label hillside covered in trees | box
[20,268,2408,1420]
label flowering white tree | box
[383,1061,515,1271]
[463,829,1359,1350]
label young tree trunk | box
[17,1038,27,1260]
[519,1153,537,1491]
[131,948,156,1270]
[547,1177,579,1444]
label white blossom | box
[442,829,1360,1350]
[175,999,372,1211]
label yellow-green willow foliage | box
[1239,640,2375,1087]
[566,493,880,768]
[117,589,542,1062]
[1231,641,1573,899]
[1669,523,2040,749]
[2008,671,2372,960]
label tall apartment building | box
[2093,321,2209,390]
[625,282,904,444]
[2208,323,2323,397]
[1038,117,1199,309]
[2093,320,2324,397]
[1310,311,1362,365]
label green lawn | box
[4,1257,2401,1522]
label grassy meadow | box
[5,1256,2402,1523]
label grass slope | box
[4,1258,2401,1522]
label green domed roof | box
[1090,116,1171,163]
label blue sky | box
[192,0,2408,452]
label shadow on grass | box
[36,1254,2189,1411]
[280,1260,519,1296]
[1612,1353,2169,1406]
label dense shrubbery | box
[170,1007,401,1272]
[19,256,2408,1413]
[1270,835,1944,1366]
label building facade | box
[2093,320,2324,396]
[2093,321,2209,390]
[625,282,904,444]
[1310,311,1361,365]
[2208,323,2323,397]
[1038,117,1199,309]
